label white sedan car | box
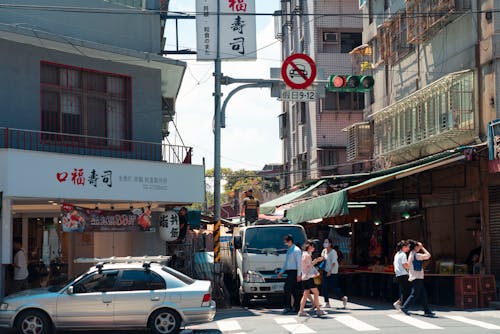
[0,261,216,334]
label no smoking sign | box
[281,53,317,89]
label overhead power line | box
[0,4,497,18]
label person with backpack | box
[240,189,260,225]
[400,240,435,317]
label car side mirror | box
[67,286,74,295]
[234,236,242,250]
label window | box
[162,266,195,286]
[116,270,166,291]
[323,91,365,111]
[340,32,362,53]
[368,0,373,24]
[74,270,119,293]
[40,62,131,148]
[278,113,288,139]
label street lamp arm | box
[221,82,274,128]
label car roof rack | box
[74,256,171,264]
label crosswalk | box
[187,312,500,333]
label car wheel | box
[15,309,52,334]
[149,308,181,334]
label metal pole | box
[213,0,222,283]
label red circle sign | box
[281,53,317,89]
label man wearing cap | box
[240,189,260,225]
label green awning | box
[284,154,465,223]
[285,189,349,223]
[260,180,325,215]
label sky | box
[165,1,282,172]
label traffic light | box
[327,74,374,92]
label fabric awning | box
[260,180,325,215]
[347,154,465,194]
[285,189,349,224]
[284,154,465,223]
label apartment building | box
[275,0,365,188]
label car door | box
[112,269,166,327]
[55,270,118,328]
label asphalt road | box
[4,298,500,333]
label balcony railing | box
[373,70,476,164]
[0,127,192,164]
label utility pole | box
[212,0,223,300]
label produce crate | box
[479,291,496,308]
[480,275,496,292]
[455,276,478,294]
[455,293,478,309]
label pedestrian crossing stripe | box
[389,314,443,329]
[443,315,500,329]
[207,313,500,333]
[217,320,242,332]
[281,324,316,334]
[334,315,379,331]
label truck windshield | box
[243,226,306,254]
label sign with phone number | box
[280,89,316,101]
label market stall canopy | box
[285,189,349,224]
[285,154,465,223]
[260,180,325,215]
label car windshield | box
[47,271,86,292]
[243,226,306,254]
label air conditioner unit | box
[323,32,339,43]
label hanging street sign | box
[280,89,317,101]
[195,0,257,61]
[281,53,317,89]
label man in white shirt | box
[12,237,29,294]
[393,240,410,309]
[401,240,435,317]
[278,234,302,314]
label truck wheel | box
[238,279,250,307]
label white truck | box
[222,221,307,306]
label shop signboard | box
[0,150,204,203]
[159,210,180,242]
[195,0,257,60]
[61,203,153,233]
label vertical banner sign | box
[196,0,257,61]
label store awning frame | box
[284,154,466,223]
[260,180,325,215]
[347,154,465,194]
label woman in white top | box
[321,238,348,308]
[298,240,325,317]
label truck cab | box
[225,221,306,306]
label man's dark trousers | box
[284,270,301,312]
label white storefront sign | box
[0,149,204,203]
[195,0,256,61]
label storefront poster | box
[61,203,152,232]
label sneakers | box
[316,309,326,317]
[393,301,401,310]
[400,308,410,315]
[342,296,348,308]
[298,311,310,317]
[323,302,331,308]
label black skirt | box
[302,278,316,290]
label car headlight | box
[0,303,8,311]
[244,271,265,283]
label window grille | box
[40,62,132,149]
